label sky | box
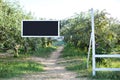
[19,0,120,20]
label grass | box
[0,59,44,78]
[61,45,120,80]
[60,45,86,59]
[0,47,56,78]
[31,47,56,58]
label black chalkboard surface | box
[21,21,60,37]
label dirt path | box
[3,46,87,80]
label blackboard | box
[21,21,60,37]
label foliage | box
[61,10,120,79]
[61,45,120,80]
[0,0,55,57]
[0,1,57,78]
[60,44,86,58]
[0,60,44,78]
[61,9,120,65]
[61,9,120,54]
[31,47,56,58]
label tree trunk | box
[14,45,20,57]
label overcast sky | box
[19,0,120,20]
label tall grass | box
[30,47,56,58]
[61,45,120,80]
[0,60,44,78]
[60,45,86,59]
[0,47,56,78]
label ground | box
[1,46,88,80]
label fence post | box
[91,8,96,76]
[87,33,92,68]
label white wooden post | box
[90,8,120,76]
[91,8,96,76]
[87,33,92,68]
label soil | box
[1,46,88,80]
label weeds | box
[61,45,120,80]
[31,47,56,58]
[0,60,44,78]
[0,46,56,78]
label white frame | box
[21,20,60,37]
[93,55,120,76]
[91,8,120,76]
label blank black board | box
[21,21,60,37]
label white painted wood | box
[95,54,120,58]
[87,33,92,68]
[91,8,96,76]
[95,68,120,71]
[90,8,120,76]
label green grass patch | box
[0,46,56,78]
[61,45,120,80]
[93,71,120,80]
[96,58,120,68]
[60,46,86,59]
[31,47,56,58]
[0,60,44,78]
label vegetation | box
[61,45,120,80]
[61,9,120,79]
[61,9,120,54]
[31,47,56,58]
[0,0,55,57]
[0,0,56,79]
[0,58,44,78]
[0,46,55,79]
[0,0,120,79]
